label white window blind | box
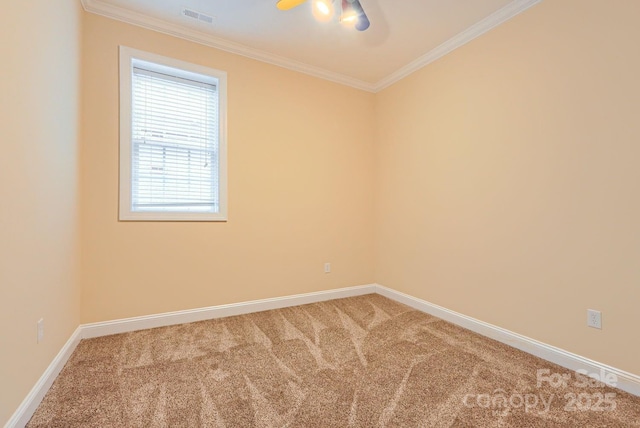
[131,61,219,213]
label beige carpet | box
[27,294,640,427]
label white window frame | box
[119,46,227,221]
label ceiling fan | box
[276,0,370,32]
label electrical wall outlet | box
[324,262,331,273]
[587,309,602,329]
[37,318,44,343]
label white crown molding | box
[375,284,640,398]
[80,0,541,93]
[373,0,542,91]
[4,327,82,428]
[80,0,377,92]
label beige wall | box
[375,0,640,375]
[80,13,376,323]
[5,0,640,422]
[0,0,82,423]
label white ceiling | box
[81,0,540,91]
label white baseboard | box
[4,327,82,428]
[375,283,640,398]
[6,284,376,427]
[81,284,377,339]
[7,282,640,427]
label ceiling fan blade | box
[355,13,370,31]
[276,0,308,11]
[346,0,370,31]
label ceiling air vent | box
[182,8,215,25]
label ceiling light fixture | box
[340,0,358,27]
[276,0,370,31]
[312,0,334,21]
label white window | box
[119,46,227,221]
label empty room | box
[2,0,640,426]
